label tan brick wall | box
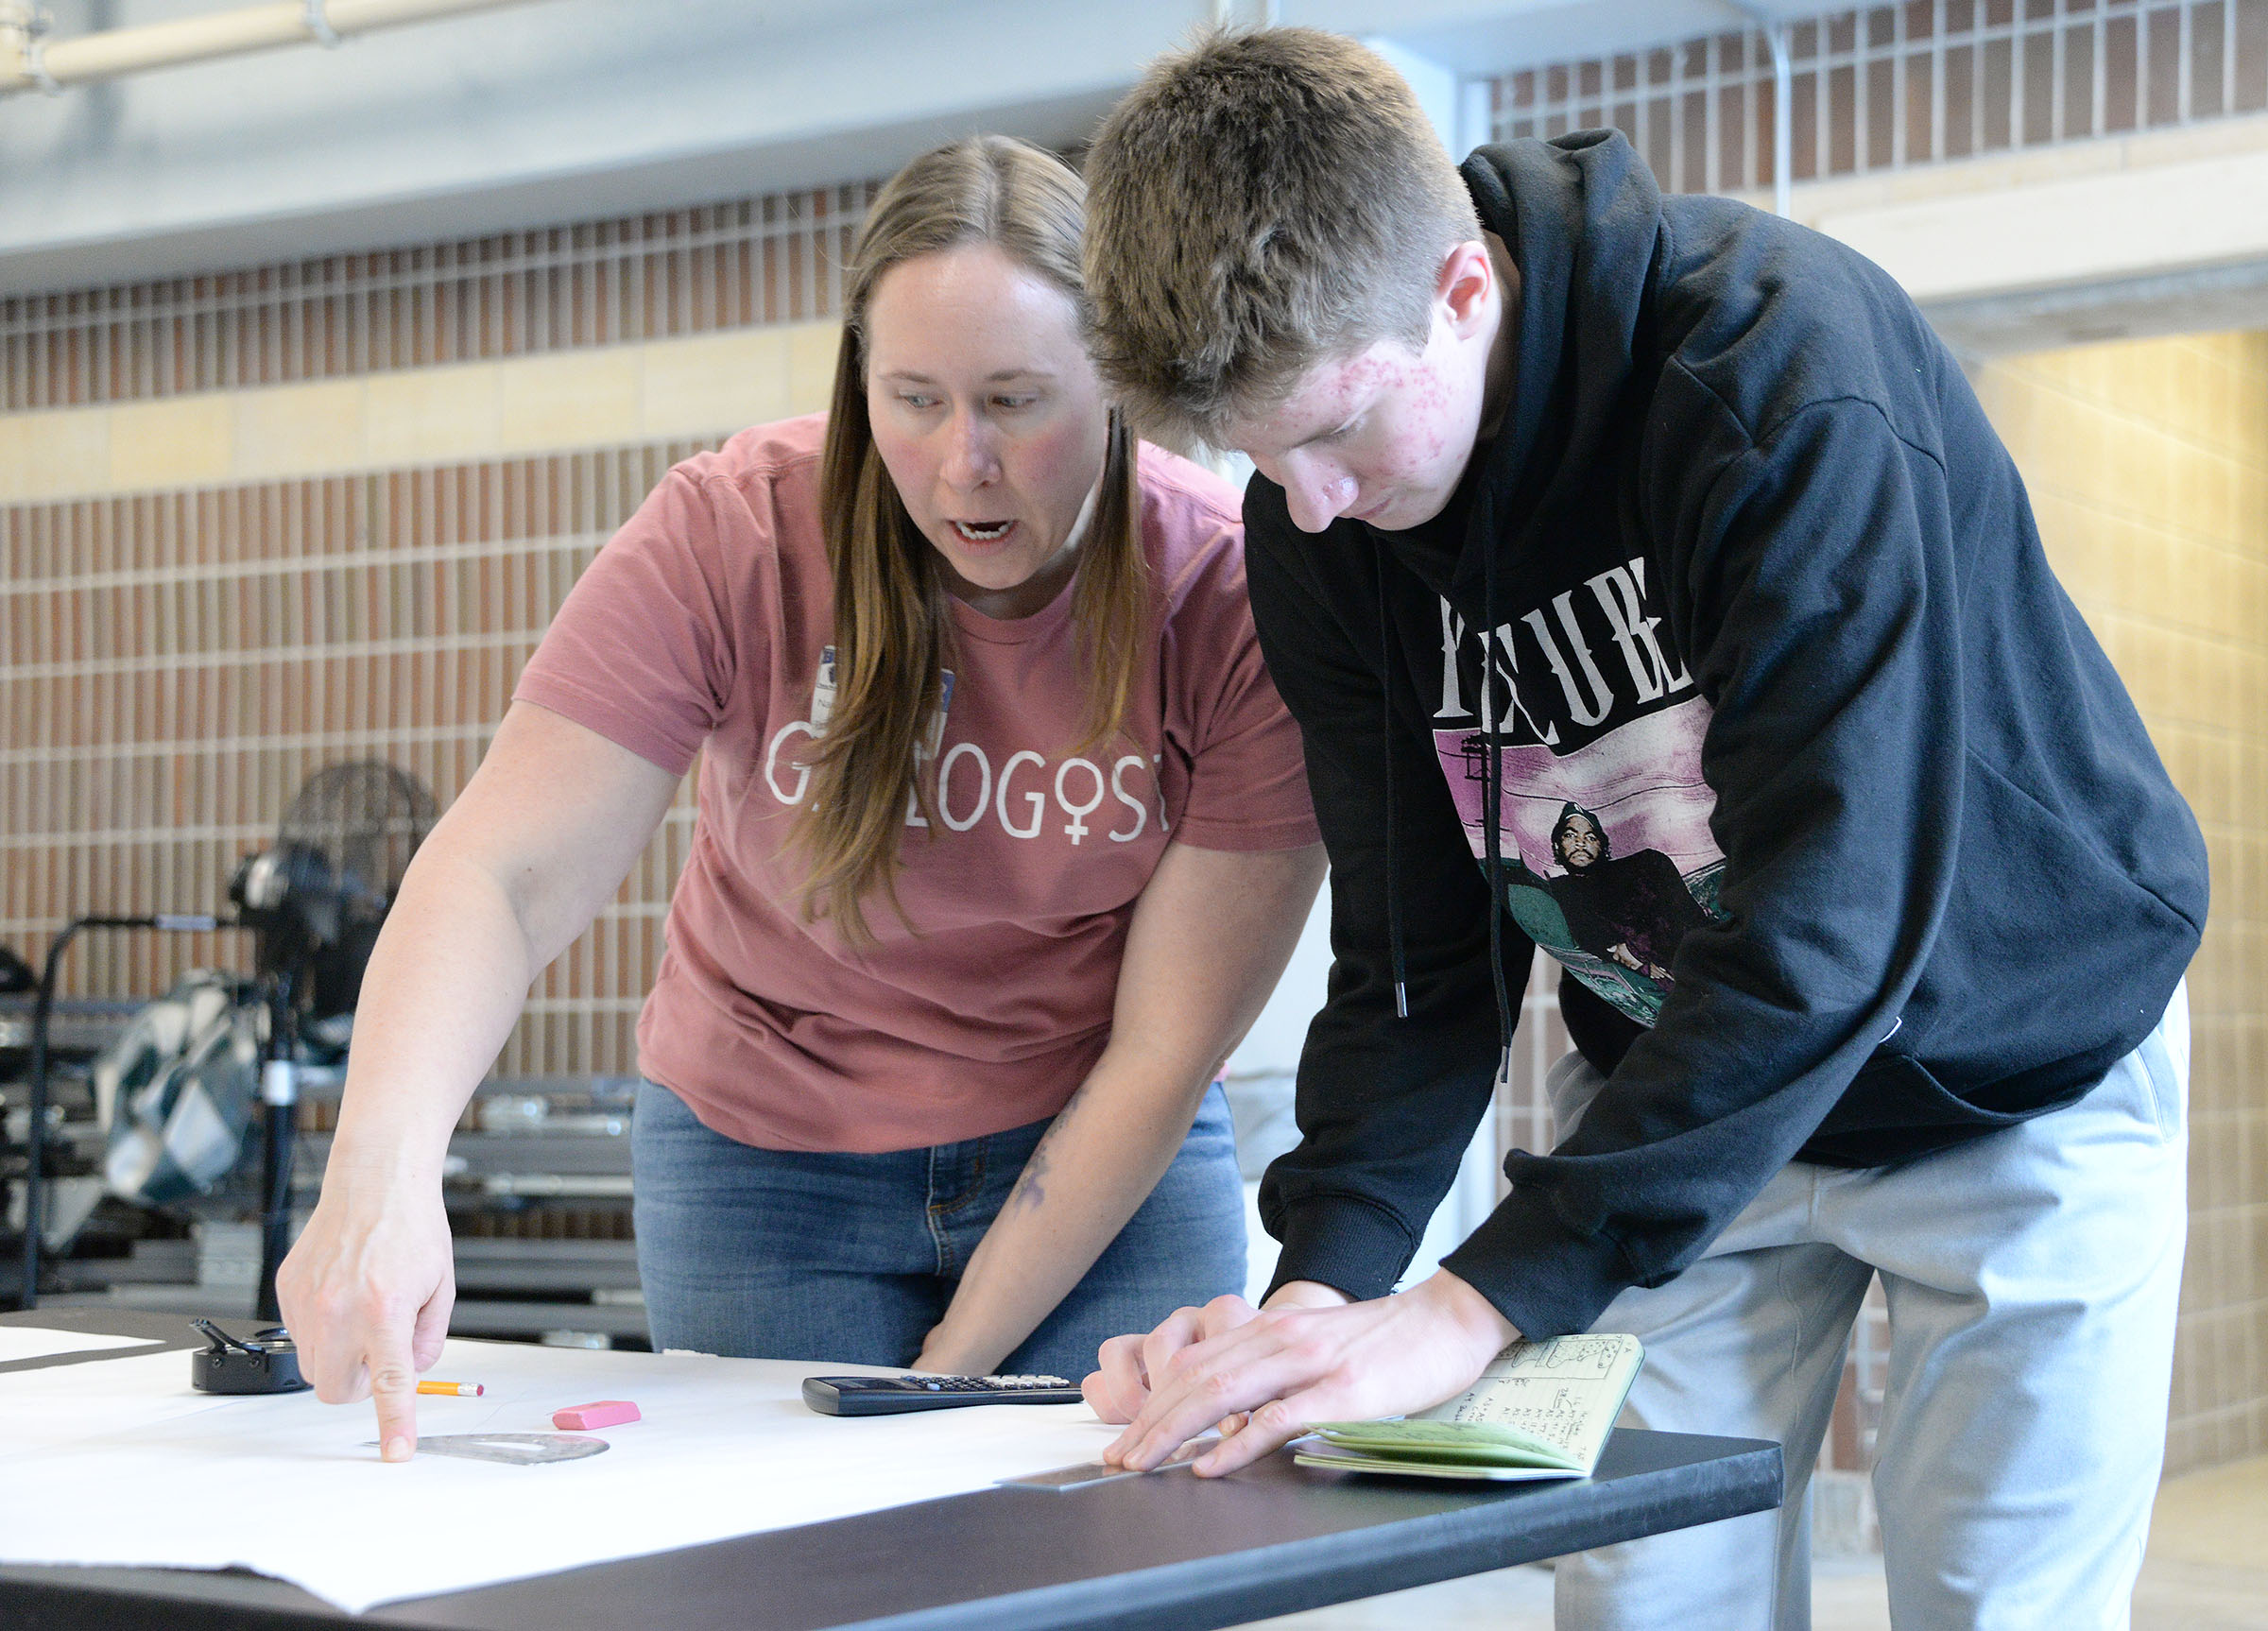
[0,319,841,504]
[0,187,863,1079]
[1971,331,2268,1474]
[1491,1,2268,197]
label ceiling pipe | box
[1,0,558,97]
[1209,0,1281,27]
[1729,2,1794,217]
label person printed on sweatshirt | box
[1541,802,1710,985]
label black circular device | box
[190,1320,312,1394]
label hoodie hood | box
[1450,132,1666,600]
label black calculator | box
[801,1373,1085,1415]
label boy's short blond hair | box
[1083,27,1483,448]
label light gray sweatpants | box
[1551,987,2189,1631]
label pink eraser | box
[552,1399,641,1430]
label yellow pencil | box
[417,1380,485,1397]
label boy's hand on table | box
[1082,1281,1347,1427]
[1086,1272,1519,1477]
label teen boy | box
[1077,28,2205,1627]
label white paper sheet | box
[0,1326,161,1363]
[0,1337,1124,1614]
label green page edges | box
[1308,1417,1581,1469]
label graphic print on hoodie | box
[1430,567,1727,1028]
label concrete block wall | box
[0,192,861,1075]
[1971,329,2268,1474]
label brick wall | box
[1970,330,2268,1472]
[0,189,865,1075]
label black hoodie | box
[1244,131,2208,1341]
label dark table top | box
[0,1308,1780,1631]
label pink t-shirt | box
[515,415,1318,1152]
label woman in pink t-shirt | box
[278,137,1326,1459]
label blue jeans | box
[631,1079,1246,1378]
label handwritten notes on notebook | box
[1296,1333,1644,1482]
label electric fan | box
[229,762,437,1317]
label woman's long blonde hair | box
[797,135,1147,943]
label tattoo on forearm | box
[1007,1079,1091,1215]
[1011,1140,1052,1211]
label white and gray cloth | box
[97,971,261,1207]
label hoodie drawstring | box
[1377,557,1408,1019]
[1378,539,1515,1087]
[1480,541,1515,1085]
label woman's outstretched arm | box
[278,701,680,1460]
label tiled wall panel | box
[0,444,718,1074]
[1495,0,2268,195]
[1971,329,2268,1474]
[0,186,870,412]
[0,179,869,1079]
